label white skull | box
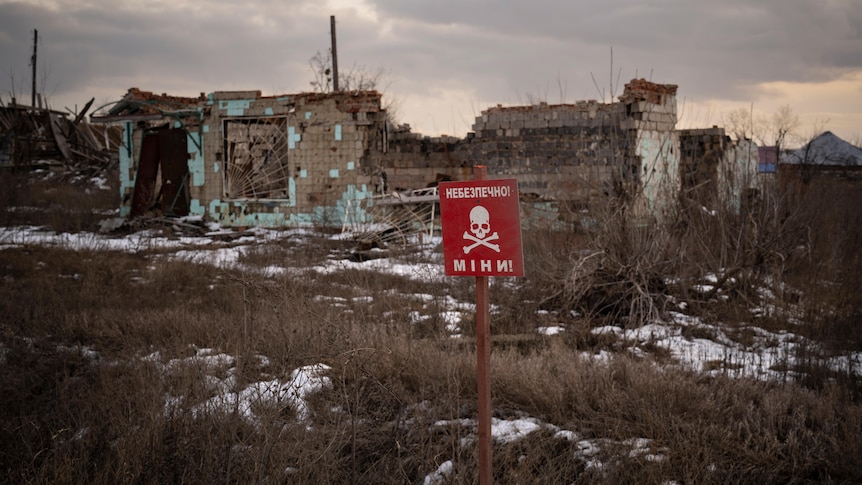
[469,205,491,239]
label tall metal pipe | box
[330,16,339,92]
[31,29,37,108]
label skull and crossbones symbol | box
[463,205,501,253]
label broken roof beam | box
[90,113,179,123]
[94,88,208,121]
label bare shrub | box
[558,154,818,332]
[561,198,676,327]
[484,226,588,335]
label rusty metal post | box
[330,16,339,92]
[31,29,37,108]
[474,164,492,484]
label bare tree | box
[308,50,385,93]
[723,106,760,142]
[307,50,400,123]
[724,104,801,160]
[308,50,333,93]
[767,104,800,155]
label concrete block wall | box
[119,89,387,227]
[458,122,637,205]
[471,100,621,134]
[118,124,145,217]
[678,127,761,212]
[376,79,680,212]
[377,136,468,191]
[679,127,726,194]
[633,128,680,217]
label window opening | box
[223,117,291,199]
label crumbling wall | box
[679,128,725,193]
[462,101,635,207]
[679,127,760,212]
[198,91,386,226]
[116,89,387,227]
[619,79,679,217]
[378,131,468,192]
[380,100,635,205]
[377,79,679,221]
[111,79,711,228]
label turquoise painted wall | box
[207,183,374,228]
[187,131,205,187]
[119,122,135,217]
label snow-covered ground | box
[2,222,860,481]
[3,222,858,380]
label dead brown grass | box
[1,241,861,484]
[0,170,118,233]
[1,168,862,483]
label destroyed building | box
[99,79,759,228]
[0,100,120,172]
[95,88,388,226]
[382,79,681,222]
[677,127,760,212]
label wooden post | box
[474,164,492,484]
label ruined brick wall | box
[118,90,388,227]
[678,127,726,200]
[197,90,385,226]
[678,127,761,212]
[117,80,692,227]
[459,101,635,205]
[377,79,679,216]
[376,131,469,192]
[378,101,637,205]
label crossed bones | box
[463,231,501,253]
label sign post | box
[439,166,524,484]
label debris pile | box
[0,98,122,175]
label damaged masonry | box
[94,79,760,229]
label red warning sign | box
[439,179,525,277]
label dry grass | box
[1,169,861,483]
[0,170,118,233]
[2,241,861,483]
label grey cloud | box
[1,1,339,103]
[369,0,861,100]
[1,0,860,134]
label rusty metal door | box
[130,133,160,218]
[158,128,190,216]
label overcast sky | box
[1,0,860,145]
